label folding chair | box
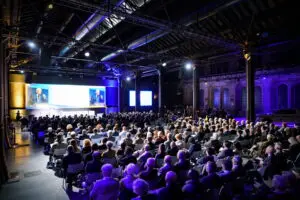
[91,138,102,144]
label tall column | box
[135,71,140,112]
[117,77,121,112]
[220,87,224,109]
[192,66,199,119]
[245,47,255,121]
[0,28,9,184]
[158,69,162,113]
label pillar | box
[0,27,9,184]
[245,48,255,121]
[158,69,162,113]
[117,77,121,112]
[135,71,140,112]
[192,66,199,119]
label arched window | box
[223,88,230,109]
[278,84,288,109]
[213,88,220,108]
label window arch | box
[278,84,288,109]
[213,88,220,108]
[223,88,230,109]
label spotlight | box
[126,77,131,81]
[28,41,36,48]
[20,70,24,73]
[84,52,90,57]
[48,4,53,9]
[185,62,192,70]
[162,62,167,67]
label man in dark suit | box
[156,171,183,200]
[200,161,222,190]
[90,164,119,200]
[85,152,102,173]
[90,89,105,105]
[218,159,234,183]
[31,88,47,104]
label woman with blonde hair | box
[175,133,185,149]
[82,139,92,155]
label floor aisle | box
[0,125,73,200]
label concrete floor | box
[0,124,84,200]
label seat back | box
[67,163,84,174]
[53,148,67,157]
[79,140,84,147]
[91,138,102,144]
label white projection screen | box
[129,90,152,106]
[26,83,106,109]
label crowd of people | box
[26,111,300,200]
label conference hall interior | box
[0,0,300,200]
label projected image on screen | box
[140,91,152,106]
[129,90,152,106]
[26,83,106,109]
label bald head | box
[102,164,113,177]
[165,171,177,184]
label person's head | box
[144,144,150,151]
[67,145,74,154]
[125,146,133,155]
[102,137,108,144]
[274,142,282,152]
[167,132,172,141]
[272,175,287,192]
[122,126,127,131]
[296,135,300,143]
[170,141,176,149]
[158,143,166,154]
[223,141,231,149]
[187,169,199,180]
[265,145,274,155]
[177,150,186,160]
[56,133,64,143]
[120,142,126,150]
[101,164,113,177]
[91,143,99,151]
[267,134,274,141]
[47,127,53,132]
[206,147,215,156]
[232,155,242,166]
[125,163,136,176]
[70,139,78,149]
[164,155,172,165]
[158,131,164,138]
[133,179,149,196]
[106,141,114,149]
[83,139,92,148]
[288,137,298,145]
[82,129,87,135]
[175,133,182,141]
[70,131,76,138]
[66,124,73,132]
[206,161,217,174]
[147,136,152,143]
[107,130,113,137]
[146,157,155,169]
[222,159,232,171]
[165,171,177,185]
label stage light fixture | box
[126,77,131,81]
[48,4,53,9]
[84,52,90,57]
[28,41,36,48]
[20,70,24,73]
[185,62,192,70]
[162,62,167,67]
